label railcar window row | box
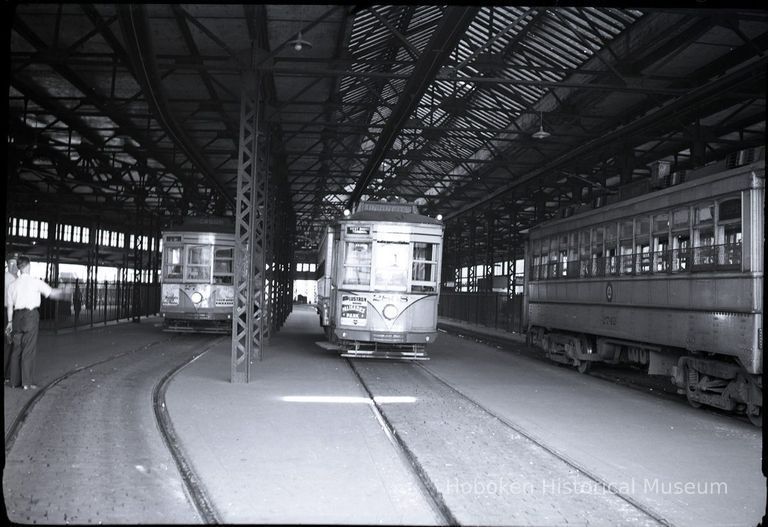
[162,243,234,284]
[342,240,440,292]
[530,195,743,280]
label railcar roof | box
[340,211,443,225]
[528,161,764,236]
[162,221,234,235]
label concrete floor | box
[3,306,765,526]
[422,325,765,527]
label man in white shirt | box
[6,256,70,389]
[4,253,19,381]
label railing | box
[530,243,742,280]
[439,292,525,334]
[39,279,161,332]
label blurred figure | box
[4,253,19,382]
[5,256,71,389]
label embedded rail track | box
[4,335,177,454]
[4,334,224,525]
[438,324,757,426]
[344,357,456,526]
[346,354,672,527]
[152,335,226,524]
[413,362,673,527]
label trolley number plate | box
[340,295,367,326]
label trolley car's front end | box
[160,218,235,333]
[318,201,444,359]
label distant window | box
[213,247,234,284]
[718,198,740,222]
[672,208,689,228]
[163,246,184,281]
[343,242,371,286]
[375,241,409,290]
[412,242,438,292]
[185,245,212,282]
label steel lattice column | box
[483,213,495,292]
[132,195,145,322]
[86,221,100,328]
[468,215,478,292]
[274,193,295,329]
[263,177,275,342]
[231,70,267,383]
[506,207,518,296]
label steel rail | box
[345,358,457,526]
[152,336,227,524]
[4,335,178,455]
[414,361,675,527]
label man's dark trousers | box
[10,308,39,387]
[3,311,11,379]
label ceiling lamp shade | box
[288,31,313,52]
[532,111,550,139]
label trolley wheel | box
[685,392,702,409]
[576,335,594,374]
[746,405,762,427]
[683,362,703,408]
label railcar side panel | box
[530,302,761,374]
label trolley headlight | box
[191,291,204,304]
[382,304,399,320]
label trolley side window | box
[163,246,184,281]
[717,197,742,268]
[672,207,690,271]
[692,202,715,269]
[213,247,234,284]
[343,242,372,286]
[412,242,438,292]
[186,245,212,282]
[374,241,409,291]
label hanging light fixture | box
[532,111,551,139]
[288,31,313,52]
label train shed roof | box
[7,5,767,263]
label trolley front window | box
[343,242,372,286]
[412,242,438,292]
[186,245,212,282]
[163,246,183,281]
[213,247,234,284]
[374,241,409,291]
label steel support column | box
[263,170,275,341]
[468,215,477,293]
[483,213,495,292]
[231,69,267,383]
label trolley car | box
[525,150,764,425]
[160,217,235,333]
[317,200,444,359]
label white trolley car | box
[160,217,235,333]
[317,200,444,359]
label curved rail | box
[4,333,225,525]
[4,335,178,455]
[152,335,226,524]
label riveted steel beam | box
[346,6,480,208]
[231,70,267,383]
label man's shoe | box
[23,384,38,390]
